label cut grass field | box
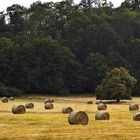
[0,96,140,140]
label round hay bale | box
[25,103,34,109]
[12,105,26,114]
[44,103,53,109]
[44,99,52,104]
[51,99,54,102]
[87,101,93,104]
[62,107,73,114]
[129,104,139,111]
[133,112,140,121]
[9,97,15,101]
[95,112,110,120]
[28,97,32,100]
[68,111,89,125]
[1,97,8,103]
[97,103,107,110]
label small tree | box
[95,67,137,102]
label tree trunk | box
[116,99,120,102]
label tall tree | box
[96,67,137,102]
[7,4,27,34]
[84,52,108,92]
[125,0,140,9]
[0,11,6,34]
[0,37,15,85]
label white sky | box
[0,0,125,12]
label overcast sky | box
[0,0,125,12]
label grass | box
[0,96,140,140]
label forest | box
[0,0,139,96]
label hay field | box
[0,96,140,140]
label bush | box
[58,87,70,96]
[0,84,23,97]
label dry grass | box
[0,96,140,140]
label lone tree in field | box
[95,67,137,102]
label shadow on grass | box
[100,100,132,105]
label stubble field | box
[0,96,140,140]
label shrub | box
[0,84,23,97]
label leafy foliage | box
[96,67,137,101]
[0,1,139,96]
[0,82,23,97]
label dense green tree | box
[0,1,140,96]
[64,59,87,93]
[125,39,140,95]
[13,37,77,93]
[96,67,137,102]
[7,4,27,34]
[0,11,6,34]
[80,0,94,14]
[112,8,137,42]
[84,52,108,92]
[64,12,97,61]
[0,37,15,84]
[124,0,140,10]
[106,51,132,69]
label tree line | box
[0,0,139,96]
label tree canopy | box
[95,67,137,102]
[0,0,139,96]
